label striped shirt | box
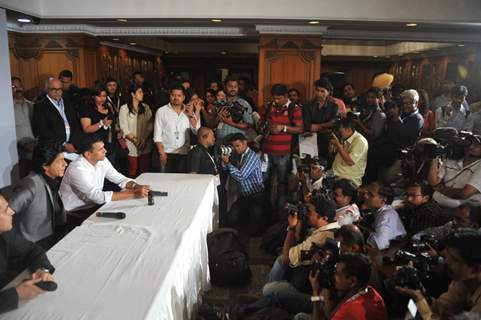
[262,101,303,156]
[227,147,264,197]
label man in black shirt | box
[186,127,218,175]
[400,181,447,234]
[303,78,339,161]
[0,194,56,314]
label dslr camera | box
[302,238,341,289]
[214,100,246,123]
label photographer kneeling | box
[309,253,388,320]
[397,228,481,319]
[264,195,339,286]
[428,134,481,208]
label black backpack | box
[207,228,252,286]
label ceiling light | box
[457,44,465,47]
[406,23,417,27]
[17,18,31,23]
[220,51,227,55]
[163,51,169,54]
[112,38,120,41]
[373,55,378,58]
[117,18,128,22]
[211,19,222,23]
[129,42,136,46]
[308,21,320,25]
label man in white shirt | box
[154,85,200,173]
[60,134,150,224]
[435,85,468,131]
[366,182,406,250]
[428,135,481,208]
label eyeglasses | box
[404,193,423,198]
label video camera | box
[384,236,444,293]
[214,100,246,123]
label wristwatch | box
[311,295,324,303]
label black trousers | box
[225,192,266,236]
[162,154,187,173]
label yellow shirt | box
[332,130,368,187]
[288,222,339,267]
[416,279,481,319]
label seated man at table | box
[59,133,150,224]
[186,127,218,175]
[0,194,56,314]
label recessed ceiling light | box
[163,51,169,54]
[211,19,222,23]
[308,21,320,25]
[406,23,417,27]
[373,55,378,58]
[17,18,31,23]
[129,42,136,46]
[117,18,128,22]
[112,38,120,41]
[457,44,465,47]
[220,51,227,55]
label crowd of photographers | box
[208,77,481,320]
[7,68,481,318]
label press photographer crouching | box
[427,131,481,208]
[396,228,481,319]
[309,253,388,320]
[238,225,371,317]
[262,194,339,297]
[220,133,265,236]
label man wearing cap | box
[428,134,481,208]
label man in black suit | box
[186,127,218,175]
[0,194,56,314]
[33,78,80,157]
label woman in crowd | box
[119,84,154,178]
[79,86,116,162]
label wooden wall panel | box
[258,36,321,109]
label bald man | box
[33,78,81,158]
[186,127,218,174]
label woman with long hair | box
[118,84,153,177]
[79,86,116,162]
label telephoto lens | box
[148,191,154,206]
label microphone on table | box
[148,191,168,206]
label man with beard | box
[397,229,481,319]
[353,87,386,143]
[214,75,253,145]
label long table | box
[1,173,218,320]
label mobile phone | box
[96,212,126,219]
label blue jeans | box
[267,155,291,214]
[265,255,289,283]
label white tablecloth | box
[1,173,217,320]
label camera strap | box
[443,159,481,185]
